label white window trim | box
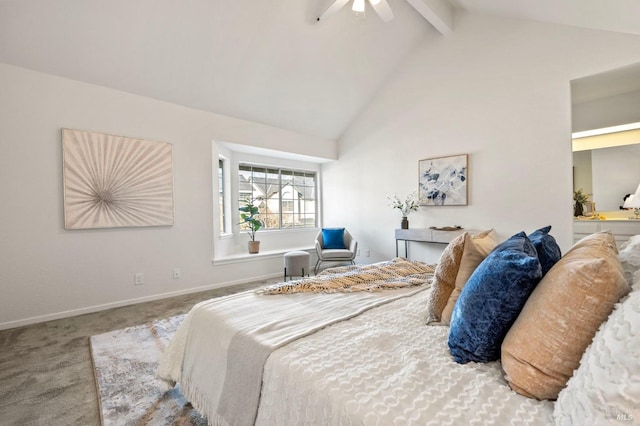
[218,155,232,236]
[212,141,324,261]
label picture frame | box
[418,154,468,206]
[62,128,174,229]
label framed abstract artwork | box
[62,128,174,229]
[418,154,468,206]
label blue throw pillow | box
[322,228,346,249]
[528,225,561,276]
[448,232,542,364]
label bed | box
[256,287,553,425]
[159,231,640,426]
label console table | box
[395,228,470,258]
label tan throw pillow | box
[440,229,498,324]
[501,231,630,400]
[554,290,640,425]
[426,232,467,324]
[565,229,619,255]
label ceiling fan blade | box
[368,0,394,22]
[317,0,350,21]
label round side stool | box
[284,250,310,281]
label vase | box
[401,217,409,229]
[248,241,260,254]
[574,202,584,217]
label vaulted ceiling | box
[1,0,639,140]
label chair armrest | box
[349,238,358,256]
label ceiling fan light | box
[368,0,381,5]
[352,0,365,13]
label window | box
[238,164,316,230]
[218,158,226,233]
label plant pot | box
[574,202,584,217]
[248,241,260,254]
[401,217,409,229]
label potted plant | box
[573,189,589,217]
[239,199,263,254]
[387,191,420,229]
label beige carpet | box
[90,315,206,425]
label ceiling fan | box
[317,0,394,23]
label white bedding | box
[158,282,427,426]
[256,288,555,425]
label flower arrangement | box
[573,189,590,217]
[387,191,420,217]
[573,189,589,204]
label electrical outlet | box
[134,272,144,285]
[357,249,361,256]
[365,249,370,257]
[173,268,182,279]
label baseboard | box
[0,272,282,331]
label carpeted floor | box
[0,279,273,426]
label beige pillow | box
[565,229,619,255]
[501,231,630,400]
[440,229,498,324]
[554,289,640,425]
[426,232,467,324]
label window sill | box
[212,247,315,266]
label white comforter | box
[256,288,555,425]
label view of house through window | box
[238,164,316,230]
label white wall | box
[591,145,640,210]
[572,150,593,197]
[573,89,640,132]
[322,12,640,264]
[0,63,336,329]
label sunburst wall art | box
[418,154,468,206]
[62,128,174,229]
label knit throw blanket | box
[258,258,436,295]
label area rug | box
[90,315,208,425]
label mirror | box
[571,63,640,213]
